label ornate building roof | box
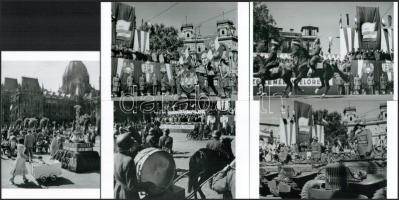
[61,61,92,97]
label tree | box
[253,2,280,53]
[313,110,348,145]
[140,23,184,54]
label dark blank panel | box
[0,1,100,50]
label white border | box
[1,52,100,199]
[393,2,398,101]
[249,99,260,198]
[237,2,250,101]
[387,100,398,198]
[100,2,114,199]
[249,2,254,100]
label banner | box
[356,6,381,50]
[133,30,150,53]
[350,59,386,88]
[279,117,296,146]
[112,58,176,89]
[263,78,333,87]
[112,2,136,48]
[340,27,360,58]
[294,101,312,145]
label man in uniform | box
[308,38,322,77]
[311,137,322,161]
[197,53,209,94]
[353,123,373,159]
[114,132,152,199]
[159,129,173,154]
[139,74,145,96]
[264,39,280,77]
[112,74,120,97]
[160,74,168,95]
[151,73,158,96]
[206,130,223,152]
[353,74,361,95]
[126,73,134,96]
[380,73,387,94]
[367,73,375,95]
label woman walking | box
[10,138,29,184]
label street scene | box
[259,98,387,199]
[113,100,235,199]
[111,2,238,101]
[1,55,101,189]
[253,2,394,99]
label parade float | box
[54,105,100,173]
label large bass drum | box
[134,147,176,195]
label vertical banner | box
[294,101,313,145]
[133,30,150,53]
[356,6,381,50]
[112,2,136,48]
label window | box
[349,116,353,121]
[222,30,225,35]
[198,47,201,52]
[187,33,190,38]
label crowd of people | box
[260,124,387,163]
[113,119,236,199]
[112,44,238,99]
[1,119,97,186]
[256,53,393,95]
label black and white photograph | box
[111,2,238,101]
[1,52,101,189]
[253,2,395,99]
[259,98,387,199]
[113,100,236,199]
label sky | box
[263,2,393,54]
[121,2,237,37]
[1,61,100,92]
[260,98,387,125]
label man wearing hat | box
[264,39,280,77]
[114,132,150,199]
[145,127,159,148]
[308,38,322,77]
[206,130,223,152]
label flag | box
[214,36,220,50]
[185,47,189,59]
[356,6,381,49]
[294,101,313,144]
[339,15,342,28]
[133,29,150,53]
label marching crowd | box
[112,45,237,99]
[260,124,387,163]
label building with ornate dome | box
[0,61,100,126]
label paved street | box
[1,136,100,189]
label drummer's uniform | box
[114,151,140,200]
